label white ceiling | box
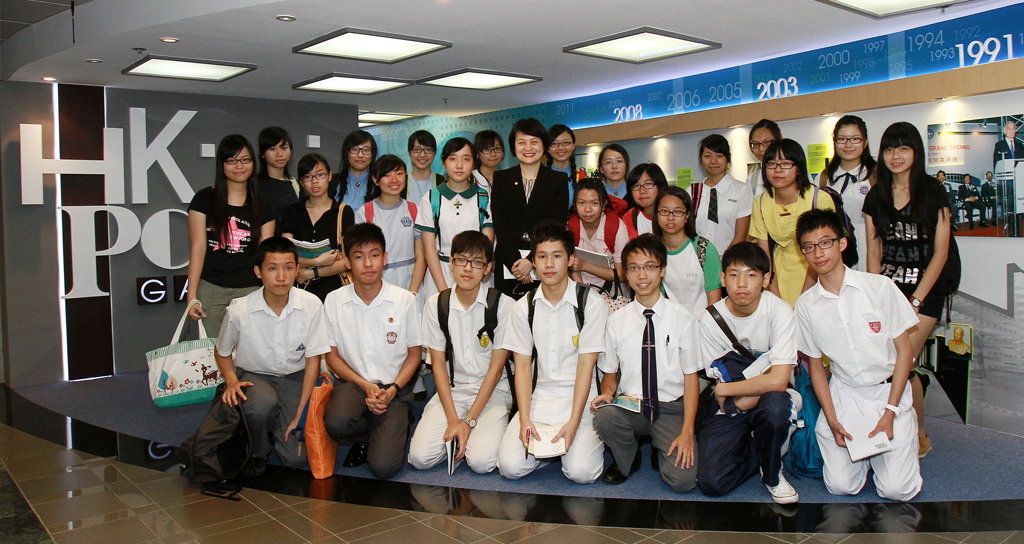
[1,0,1018,118]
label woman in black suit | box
[491,118,570,298]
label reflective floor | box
[3,385,1024,543]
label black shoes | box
[343,442,369,468]
[601,450,642,484]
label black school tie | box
[836,172,856,194]
[708,187,719,224]
[642,309,659,423]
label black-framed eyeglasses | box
[550,140,574,150]
[800,237,840,254]
[411,147,435,156]
[749,139,775,150]
[348,147,373,156]
[765,160,796,171]
[631,182,657,192]
[657,208,687,217]
[452,257,487,270]
[480,146,503,155]
[301,171,330,182]
[224,157,253,166]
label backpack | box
[567,212,621,255]
[785,359,825,479]
[526,284,591,391]
[429,186,490,239]
[437,288,518,413]
[362,200,417,224]
[178,383,253,485]
[816,184,859,267]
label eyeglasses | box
[765,160,796,171]
[480,146,503,155]
[550,140,574,150]
[410,147,434,156]
[657,208,687,217]
[302,171,330,182]
[224,157,253,166]
[749,139,775,150]
[626,263,661,273]
[348,146,373,156]
[452,256,487,270]
[799,237,840,254]
[631,182,657,192]
[835,136,864,145]
[602,159,626,167]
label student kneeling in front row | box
[795,209,922,501]
[214,236,330,475]
[592,234,700,492]
[323,223,422,479]
[496,223,609,484]
[408,230,514,473]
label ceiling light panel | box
[358,112,417,123]
[294,28,451,63]
[358,122,378,128]
[293,73,411,94]
[122,56,254,81]
[419,69,541,90]
[815,0,973,17]
[564,27,720,64]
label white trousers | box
[815,378,923,501]
[407,389,511,474]
[496,388,605,484]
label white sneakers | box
[764,470,799,504]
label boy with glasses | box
[407,130,442,207]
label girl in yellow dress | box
[749,139,835,306]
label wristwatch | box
[381,383,398,393]
[461,416,477,428]
[910,297,922,308]
[884,403,901,416]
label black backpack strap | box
[706,305,756,361]
[478,287,501,342]
[438,289,455,388]
[526,288,539,391]
[575,284,589,332]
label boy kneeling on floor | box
[214,236,330,475]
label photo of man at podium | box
[993,118,1024,237]
[993,120,1024,167]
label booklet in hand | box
[844,418,893,462]
[446,438,463,475]
[596,394,641,413]
[527,423,568,459]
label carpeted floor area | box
[17,372,1024,504]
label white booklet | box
[501,250,539,283]
[843,418,893,462]
[527,422,567,459]
[574,246,613,269]
[445,438,463,475]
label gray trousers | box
[593,399,698,492]
[236,368,306,469]
[324,381,413,479]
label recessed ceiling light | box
[123,55,255,82]
[41,76,58,82]
[160,37,179,43]
[419,69,540,91]
[563,27,720,64]
[85,58,103,63]
[358,112,418,123]
[294,28,451,64]
[275,14,296,22]
[293,73,411,95]
[359,122,378,128]
[814,0,972,17]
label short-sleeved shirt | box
[795,267,919,387]
[606,181,628,200]
[414,184,493,259]
[663,237,722,315]
[355,198,420,289]
[335,170,370,210]
[502,280,608,395]
[747,167,765,198]
[188,187,275,288]
[407,173,437,211]
[576,214,629,288]
[599,297,700,401]
[216,287,330,376]
[698,292,797,382]
[861,182,950,295]
[422,288,514,399]
[694,174,753,254]
[324,282,422,384]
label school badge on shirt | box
[401,216,413,227]
[868,321,882,333]
[479,332,490,348]
[572,334,580,348]
[387,331,398,344]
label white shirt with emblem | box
[698,292,797,381]
[795,267,919,387]
[216,287,330,377]
[817,165,872,271]
[324,281,422,384]
[354,199,420,289]
[694,174,753,254]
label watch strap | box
[884,403,900,416]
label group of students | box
[186,113,960,505]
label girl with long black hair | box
[257,126,300,217]
[332,129,377,209]
[820,115,876,271]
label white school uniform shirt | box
[795,267,919,387]
[414,184,494,260]
[599,296,700,402]
[324,281,422,384]
[747,167,766,198]
[663,237,723,315]
[698,292,797,380]
[576,214,629,288]
[818,165,871,272]
[635,209,654,235]
[354,199,420,289]
[422,288,514,400]
[407,173,436,211]
[471,170,491,195]
[502,280,608,397]
[694,174,753,254]
[216,287,330,377]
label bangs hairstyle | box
[573,177,609,210]
[257,126,293,179]
[750,119,782,142]
[698,134,732,167]
[547,124,578,183]
[450,230,494,263]
[598,144,630,178]
[508,118,549,155]
[796,208,846,244]
[760,138,812,197]
[651,186,697,240]
[335,130,377,203]
[823,114,876,183]
[622,233,667,269]
[255,235,297,266]
[441,137,475,162]
[720,241,770,275]
[625,163,669,208]
[297,152,331,180]
[366,154,407,201]
[212,134,261,245]
[528,221,575,258]
[407,130,437,152]
[873,121,944,238]
[474,129,504,154]
[342,222,386,257]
